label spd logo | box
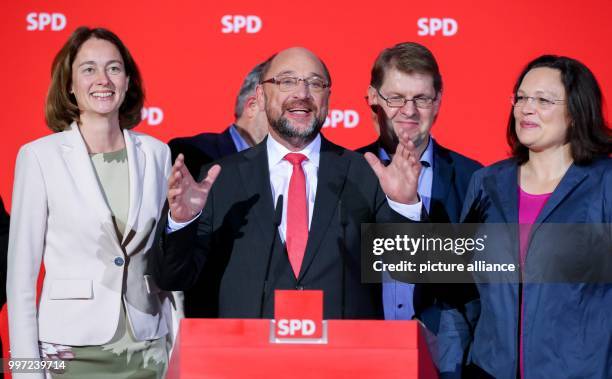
[26,12,66,31]
[141,107,164,126]
[323,110,359,129]
[276,319,317,337]
[221,15,262,34]
[270,290,327,344]
[417,18,458,36]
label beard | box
[267,99,325,145]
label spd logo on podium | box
[270,290,328,344]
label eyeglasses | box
[375,88,437,109]
[511,95,565,110]
[261,76,330,93]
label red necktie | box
[284,153,308,277]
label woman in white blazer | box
[8,27,173,378]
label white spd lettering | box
[220,15,262,34]
[26,12,66,31]
[141,107,164,126]
[323,110,359,128]
[417,18,458,36]
[276,319,316,336]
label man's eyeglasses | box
[261,76,330,93]
[511,95,565,110]
[375,87,437,109]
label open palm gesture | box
[168,154,221,223]
[364,134,421,205]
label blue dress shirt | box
[228,124,250,152]
[382,137,434,320]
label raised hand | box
[168,154,221,223]
[364,132,421,205]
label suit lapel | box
[238,140,276,252]
[218,126,239,156]
[532,163,587,229]
[122,129,145,246]
[60,123,121,246]
[298,138,350,281]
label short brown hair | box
[370,42,442,94]
[45,27,144,132]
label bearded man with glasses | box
[151,46,424,320]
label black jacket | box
[151,136,411,319]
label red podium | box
[167,291,439,379]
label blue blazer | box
[459,157,612,379]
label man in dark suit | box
[168,59,271,178]
[151,47,423,319]
[357,42,481,377]
[167,60,271,317]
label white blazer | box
[7,123,173,363]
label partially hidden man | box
[167,60,270,317]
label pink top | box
[518,188,551,265]
[517,187,551,379]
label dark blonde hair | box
[45,27,144,132]
[370,42,442,94]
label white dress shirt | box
[266,133,320,242]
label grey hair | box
[234,57,272,119]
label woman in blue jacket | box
[461,55,611,378]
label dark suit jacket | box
[358,138,482,377]
[168,126,240,317]
[357,139,482,313]
[357,139,481,223]
[168,126,238,178]
[457,157,612,379]
[151,136,409,319]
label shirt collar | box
[228,124,250,152]
[266,133,321,169]
[420,137,434,168]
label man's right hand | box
[168,154,222,223]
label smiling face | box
[257,47,330,149]
[368,68,440,154]
[514,67,571,153]
[70,37,129,122]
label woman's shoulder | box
[18,130,70,156]
[573,156,611,184]
[589,156,612,184]
[588,156,611,171]
[470,157,517,181]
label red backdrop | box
[1,0,611,208]
[0,0,611,373]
